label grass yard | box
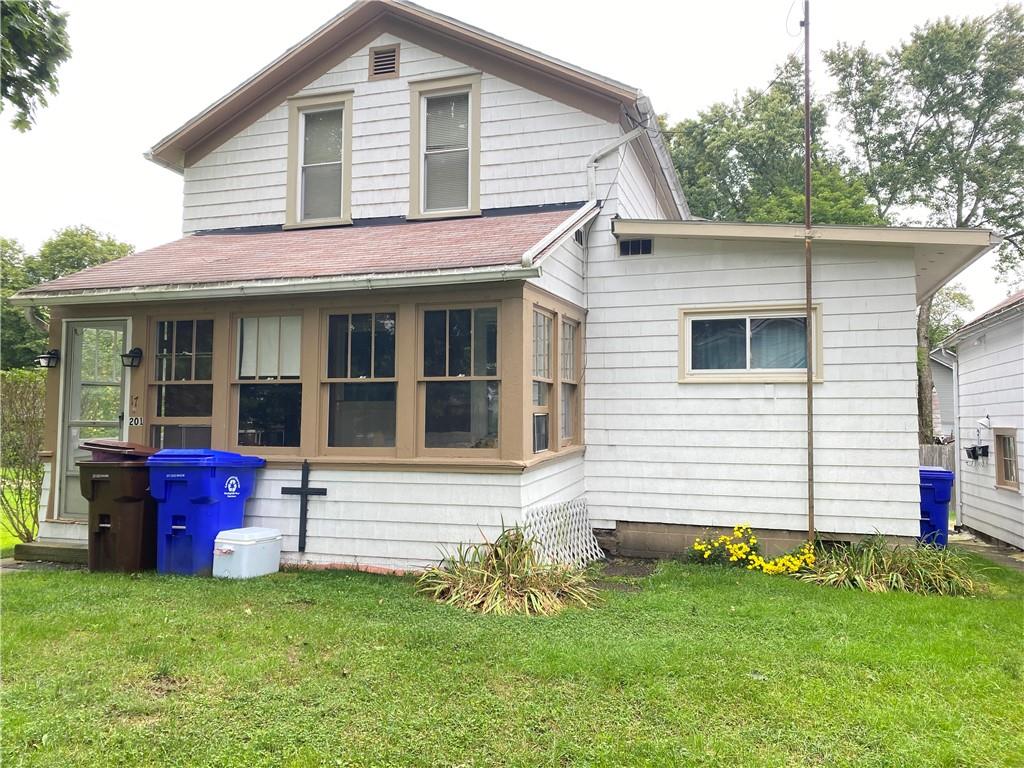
[2,556,1022,768]
[0,528,20,558]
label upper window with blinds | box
[422,91,470,213]
[286,92,353,227]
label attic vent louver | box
[370,45,399,79]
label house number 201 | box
[128,416,144,427]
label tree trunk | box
[917,295,934,444]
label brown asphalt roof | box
[16,207,579,298]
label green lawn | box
[2,556,1022,768]
[0,527,20,558]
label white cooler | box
[213,527,282,579]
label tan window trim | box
[994,428,1020,492]
[318,307,399,458]
[229,312,305,456]
[531,308,555,454]
[559,317,582,448]
[408,73,481,221]
[147,316,215,448]
[417,301,500,458]
[368,44,400,80]
[678,303,824,384]
[285,90,354,229]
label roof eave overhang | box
[613,220,1001,303]
[941,300,1024,348]
[148,0,639,172]
[9,263,541,308]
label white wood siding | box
[582,235,923,537]
[243,456,584,570]
[956,316,1024,548]
[531,238,586,308]
[182,33,620,233]
[615,143,664,220]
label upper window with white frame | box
[410,75,480,219]
[286,92,353,227]
[679,305,821,383]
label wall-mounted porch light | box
[35,349,60,368]
[120,347,144,368]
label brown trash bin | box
[80,439,158,462]
[79,461,157,572]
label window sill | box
[259,445,585,474]
[407,209,481,222]
[994,483,1021,493]
[282,218,352,230]
[679,373,824,384]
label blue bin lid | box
[146,449,266,468]
[919,465,954,480]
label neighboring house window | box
[532,310,553,453]
[235,316,302,447]
[995,429,1019,491]
[678,304,822,383]
[151,319,213,449]
[323,311,397,449]
[409,74,481,219]
[286,92,353,227]
[560,319,580,444]
[421,306,498,450]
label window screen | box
[423,92,469,212]
[301,108,343,220]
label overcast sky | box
[0,0,1009,318]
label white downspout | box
[947,348,963,527]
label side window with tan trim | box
[994,428,1019,491]
[560,319,580,445]
[532,310,553,453]
[150,318,214,448]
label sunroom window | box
[324,312,397,448]
[236,316,302,447]
[422,307,498,449]
[151,318,213,449]
[532,310,553,453]
[560,319,580,443]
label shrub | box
[0,368,46,543]
[799,536,984,596]
[416,527,599,615]
[691,525,815,575]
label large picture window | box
[235,316,302,447]
[324,311,397,448]
[150,319,213,449]
[422,307,498,450]
[679,305,822,383]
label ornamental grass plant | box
[799,536,985,596]
[416,527,599,615]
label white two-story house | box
[13,0,999,568]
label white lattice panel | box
[522,497,604,567]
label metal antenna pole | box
[802,0,815,541]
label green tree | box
[1,226,133,369]
[666,56,882,225]
[0,0,71,131]
[928,283,975,348]
[826,5,1024,440]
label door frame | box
[53,316,133,522]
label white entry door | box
[59,320,127,520]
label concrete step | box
[14,539,88,565]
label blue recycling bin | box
[147,449,265,575]
[919,466,954,548]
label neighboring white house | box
[930,349,956,437]
[942,292,1024,550]
[12,0,1001,567]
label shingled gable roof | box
[145,0,687,218]
[11,205,596,306]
